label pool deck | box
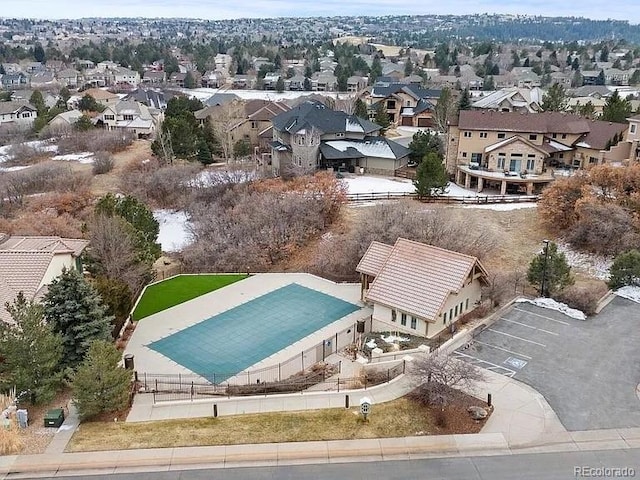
[125,273,372,380]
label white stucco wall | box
[39,253,76,290]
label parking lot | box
[454,297,640,431]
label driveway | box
[454,297,640,431]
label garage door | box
[418,118,433,127]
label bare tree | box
[207,100,246,163]
[333,94,357,115]
[410,350,485,406]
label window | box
[460,302,464,314]
[479,132,488,138]
[497,156,505,170]
[122,114,134,121]
[529,134,538,141]
[386,100,396,110]
[335,132,345,138]
[454,305,458,317]
[400,313,407,326]
[449,308,453,320]
[631,124,637,134]
[558,153,564,159]
[463,131,472,138]
[589,156,598,164]
[21,112,31,118]
[527,158,535,170]
[462,152,467,158]
[443,312,447,323]
[251,121,258,129]
[410,317,417,329]
[471,153,483,163]
[104,114,115,120]
[497,132,506,139]
[296,135,306,145]
[465,298,469,310]
[562,134,567,139]
[552,133,557,138]
[391,310,397,322]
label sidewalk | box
[43,401,80,454]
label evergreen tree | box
[572,58,580,70]
[369,56,382,85]
[183,71,197,89]
[196,138,212,164]
[523,57,530,67]
[0,64,5,75]
[275,76,285,92]
[541,83,568,111]
[0,293,63,403]
[608,250,640,290]
[78,94,104,112]
[29,90,46,114]
[33,43,46,63]
[74,114,94,131]
[631,69,640,86]
[458,88,472,110]
[483,76,495,91]
[408,130,443,164]
[43,269,112,369]
[373,102,390,130]
[404,58,414,77]
[595,70,605,85]
[602,90,633,123]
[233,139,251,158]
[527,242,574,296]
[413,152,448,198]
[511,50,521,67]
[600,45,609,62]
[354,98,368,119]
[72,340,131,421]
[303,77,312,91]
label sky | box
[3,0,640,24]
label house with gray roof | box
[365,82,440,127]
[270,100,409,176]
[96,100,156,137]
[0,101,38,127]
[357,238,489,339]
[0,234,88,325]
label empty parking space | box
[455,297,640,431]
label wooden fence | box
[346,191,539,204]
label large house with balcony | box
[356,238,489,340]
[447,110,628,195]
[364,82,440,127]
[96,100,156,137]
[270,100,409,176]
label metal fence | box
[144,359,406,403]
[138,318,375,403]
[346,191,539,204]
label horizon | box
[3,0,640,24]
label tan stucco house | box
[0,234,88,325]
[356,239,489,339]
[447,110,628,194]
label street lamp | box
[540,239,550,297]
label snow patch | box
[153,209,193,253]
[51,152,95,164]
[380,334,410,344]
[0,139,58,163]
[462,202,538,211]
[365,339,378,349]
[0,165,31,172]
[345,176,487,198]
[516,297,587,320]
[616,286,640,304]
[557,242,612,281]
[190,169,257,187]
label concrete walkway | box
[43,401,80,454]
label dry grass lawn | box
[67,395,488,452]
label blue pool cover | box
[148,283,360,381]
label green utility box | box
[44,408,65,428]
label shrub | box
[92,151,115,175]
[4,142,51,166]
[608,249,640,290]
[0,423,23,455]
[555,283,608,316]
[57,130,134,154]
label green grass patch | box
[132,274,248,320]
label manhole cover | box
[504,357,527,369]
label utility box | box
[16,409,28,428]
[44,408,64,428]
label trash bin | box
[16,409,28,428]
[44,408,64,428]
[124,353,134,370]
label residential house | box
[471,87,544,113]
[285,74,306,91]
[48,109,83,131]
[231,74,257,89]
[45,60,65,73]
[270,100,409,176]
[263,72,281,90]
[0,234,88,325]
[123,88,167,111]
[596,114,640,165]
[447,110,628,195]
[30,71,56,89]
[68,88,119,109]
[56,68,82,89]
[214,53,232,72]
[1,72,29,89]
[313,72,338,92]
[24,62,44,74]
[366,82,440,127]
[82,68,108,88]
[0,101,38,127]
[96,100,156,137]
[142,70,166,84]
[566,97,606,116]
[356,238,489,339]
[201,70,226,88]
[549,72,573,88]
[347,75,368,93]
[604,68,629,86]
[581,70,604,86]
[1,63,22,75]
[510,67,541,88]
[111,67,141,89]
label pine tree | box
[602,90,633,123]
[541,83,568,111]
[0,293,63,403]
[196,138,212,165]
[275,76,285,93]
[608,250,640,290]
[527,242,574,296]
[458,88,472,110]
[72,341,131,421]
[413,152,448,198]
[483,76,495,91]
[404,58,414,77]
[354,98,368,119]
[374,102,390,130]
[43,269,113,369]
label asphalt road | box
[455,298,640,430]
[25,449,640,480]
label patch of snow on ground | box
[0,165,31,172]
[190,168,258,187]
[153,209,193,253]
[557,242,612,281]
[344,176,487,198]
[0,139,58,163]
[516,297,587,320]
[365,339,378,349]
[463,202,538,211]
[51,152,95,164]
[615,286,640,304]
[381,334,410,344]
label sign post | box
[360,397,372,421]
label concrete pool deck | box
[124,273,372,380]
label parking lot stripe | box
[473,340,532,359]
[453,350,516,377]
[513,307,570,325]
[488,328,547,347]
[502,318,559,336]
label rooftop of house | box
[357,238,488,322]
[320,136,410,160]
[81,88,120,101]
[370,82,441,100]
[272,100,380,136]
[0,101,36,115]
